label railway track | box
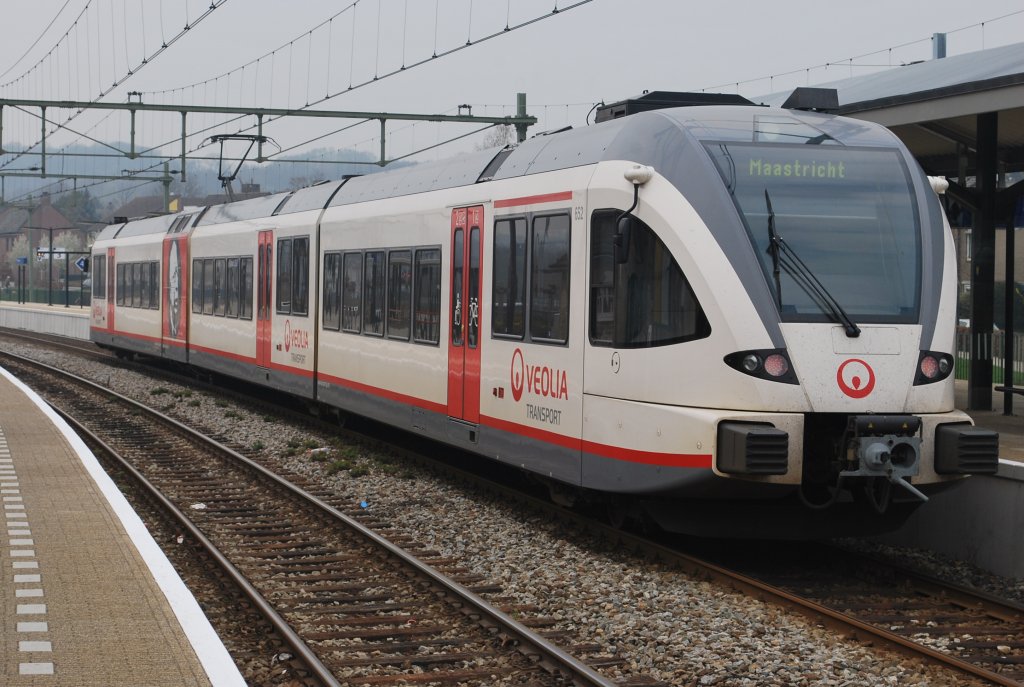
[0,350,624,687]
[712,542,1024,686]
[2,336,1020,685]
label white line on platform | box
[16,604,45,615]
[19,662,54,675]
[19,641,51,652]
[17,622,47,632]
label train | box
[90,93,999,538]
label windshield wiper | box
[765,190,861,338]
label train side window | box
[387,250,412,340]
[93,256,106,299]
[203,259,215,316]
[140,262,151,309]
[492,217,526,339]
[342,253,362,333]
[132,263,143,308]
[149,262,159,310]
[116,264,125,306]
[276,238,292,314]
[292,236,309,316]
[240,257,254,320]
[413,248,441,344]
[589,209,710,348]
[192,259,203,313]
[363,251,385,336]
[530,214,571,344]
[322,253,342,331]
[214,258,227,316]
[226,258,240,318]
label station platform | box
[0,301,89,341]
[0,366,244,685]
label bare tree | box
[475,125,515,151]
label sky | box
[0,0,1022,197]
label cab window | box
[589,210,709,348]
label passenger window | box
[203,259,215,315]
[387,250,412,340]
[292,237,309,316]
[451,229,464,346]
[589,209,710,347]
[149,262,159,310]
[93,256,106,299]
[116,264,125,306]
[241,257,254,320]
[492,217,526,338]
[342,253,362,332]
[363,251,385,336]
[132,263,143,308]
[468,227,480,349]
[322,253,342,331]
[226,258,240,318]
[140,262,150,309]
[191,259,203,313]
[214,258,227,316]
[530,214,571,343]
[276,238,292,313]
[414,248,441,344]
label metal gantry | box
[0,95,537,184]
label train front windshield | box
[705,143,921,324]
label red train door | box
[256,230,274,368]
[106,247,115,330]
[447,206,483,423]
[161,235,188,352]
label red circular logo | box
[510,348,525,401]
[837,358,875,398]
[284,320,291,353]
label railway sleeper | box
[328,650,499,668]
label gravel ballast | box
[3,341,1012,687]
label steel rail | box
[331,419,1022,687]
[5,350,617,687]
[51,407,344,687]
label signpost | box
[15,257,27,304]
[34,247,90,308]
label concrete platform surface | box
[0,366,244,686]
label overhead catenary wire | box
[697,7,1024,94]
[0,0,230,172]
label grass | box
[955,357,1024,385]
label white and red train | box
[90,100,998,537]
